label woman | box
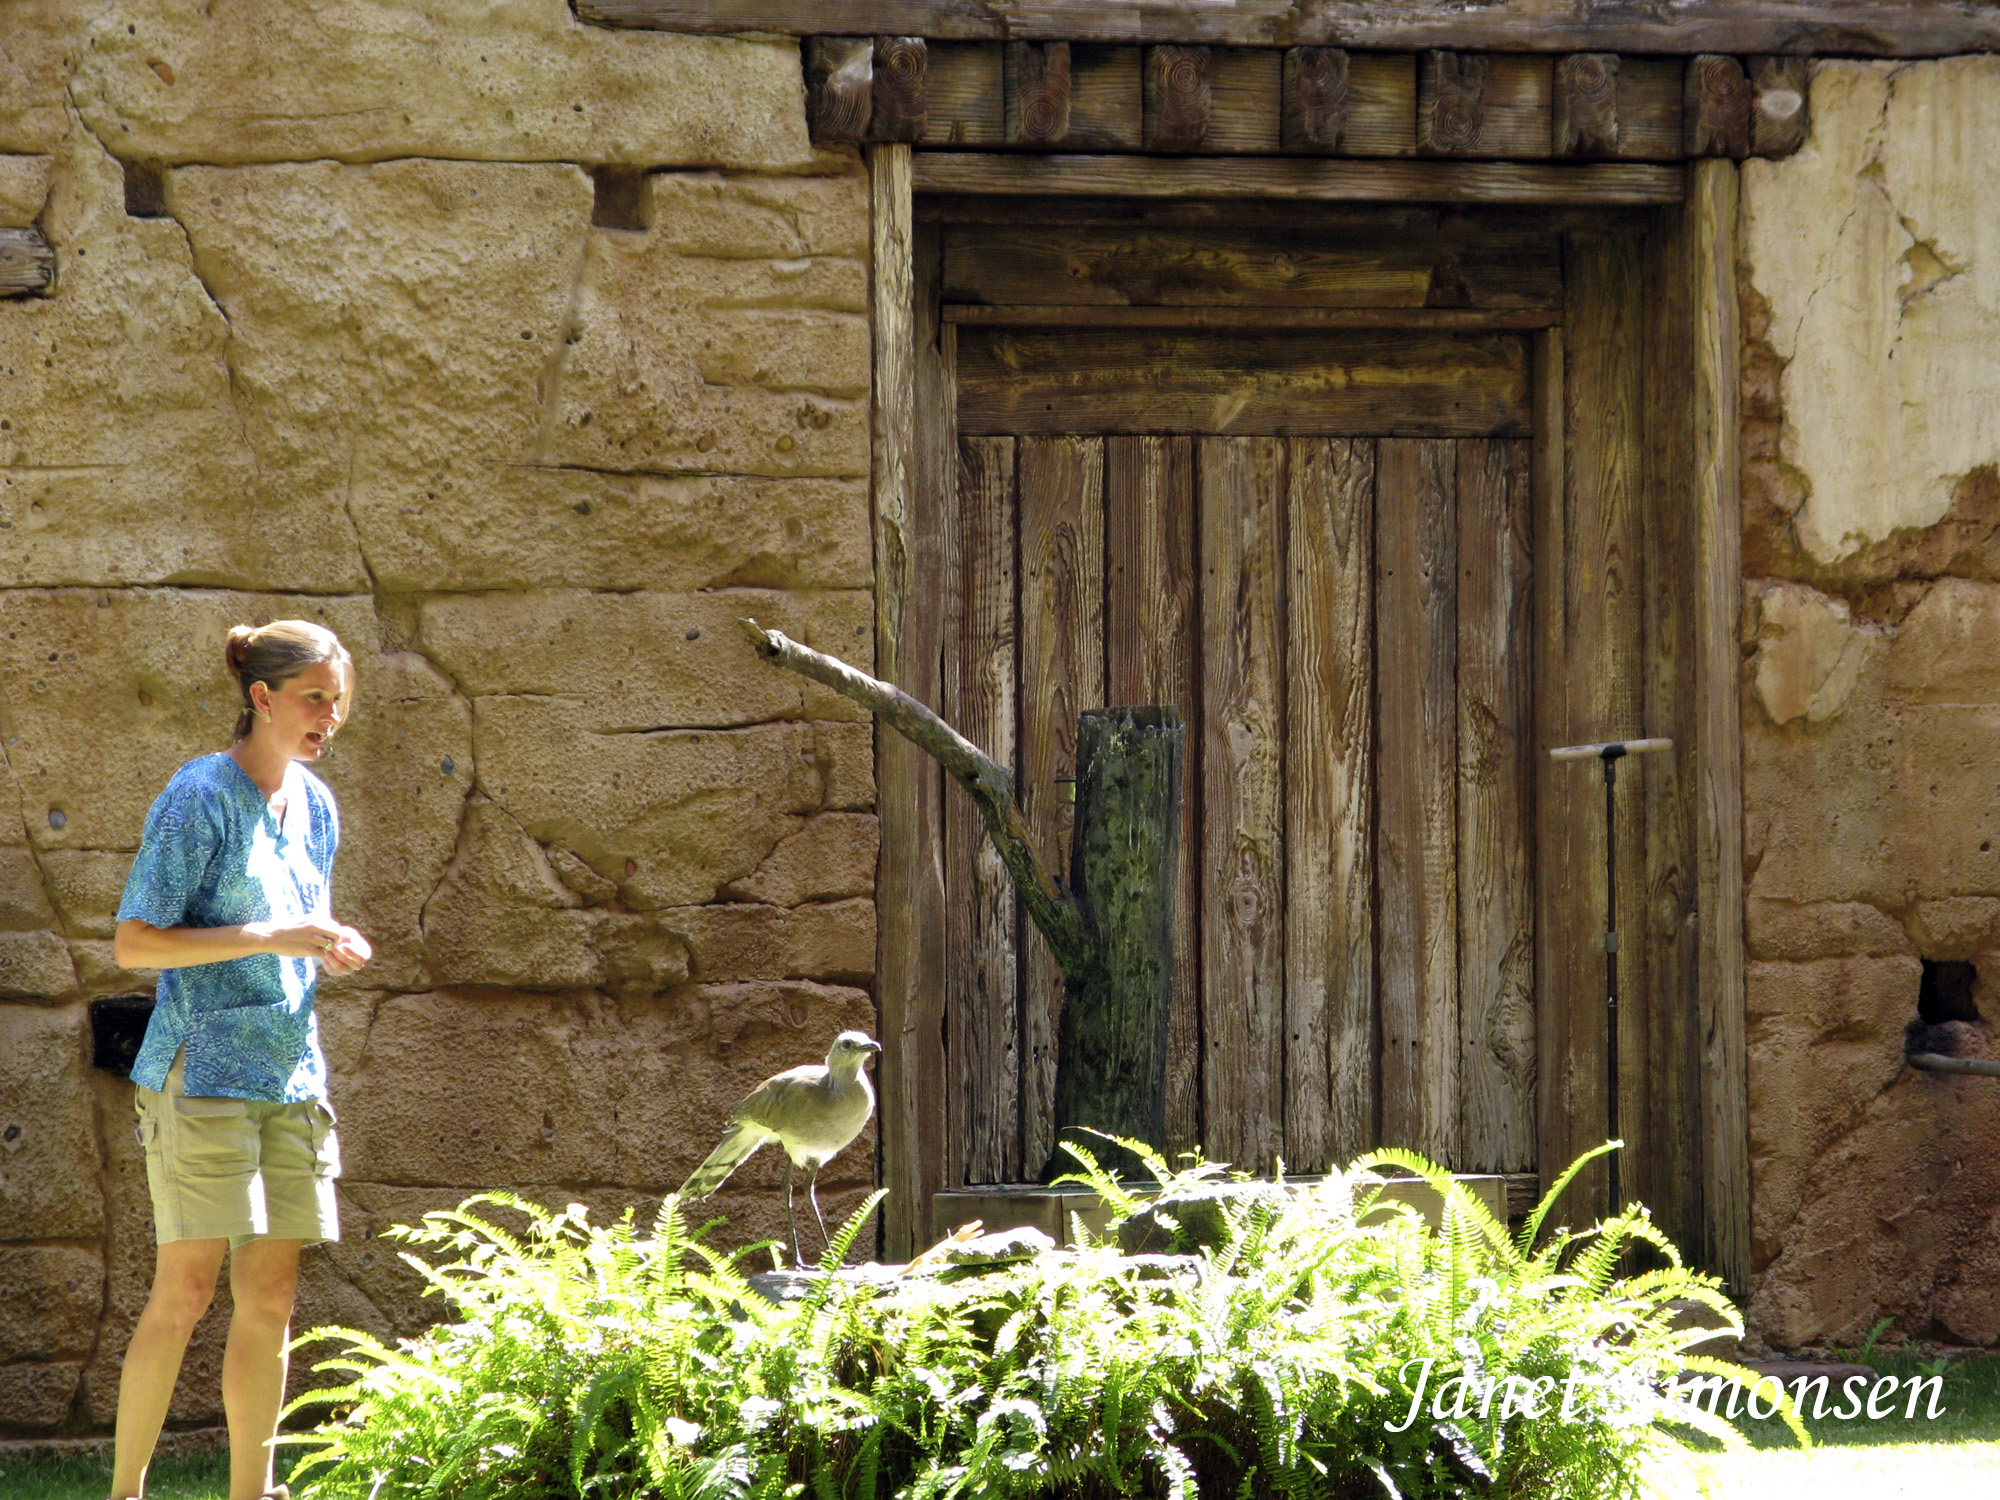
[109,621,373,1500]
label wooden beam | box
[869,142,944,1259]
[1750,55,1811,157]
[1143,44,1212,151]
[579,2,2000,57]
[1555,54,1622,156]
[922,41,1004,145]
[1685,53,1752,157]
[808,35,875,143]
[873,35,931,141]
[1687,159,1750,1294]
[1282,47,1351,152]
[0,227,56,298]
[943,305,1562,329]
[913,154,1683,204]
[1419,51,1488,155]
[1004,40,1072,145]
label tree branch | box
[740,618,1095,977]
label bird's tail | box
[680,1121,768,1199]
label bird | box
[681,1030,883,1267]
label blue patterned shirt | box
[118,753,339,1102]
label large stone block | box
[2,124,364,592]
[38,849,132,939]
[0,846,59,931]
[0,1004,104,1239]
[0,153,50,226]
[0,1360,84,1430]
[350,470,871,594]
[473,699,828,910]
[668,900,875,984]
[1742,59,2000,566]
[724,813,879,907]
[813,722,877,814]
[417,589,872,729]
[0,2,74,153]
[0,1246,103,1360]
[1885,578,2000,705]
[0,929,76,997]
[1747,581,1877,726]
[68,0,812,169]
[1745,900,1914,962]
[647,173,870,260]
[331,984,875,1193]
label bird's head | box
[828,1031,883,1071]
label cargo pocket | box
[168,1093,251,1177]
[309,1100,342,1181]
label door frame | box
[867,148,1748,1294]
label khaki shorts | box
[136,1051,341,1247]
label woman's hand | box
[319,924,373,976]
[251,918,350,961]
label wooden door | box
[944,420,1535,1180]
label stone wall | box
[1739,57,2000,1350]
[1,1,879,1438]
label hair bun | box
[224,624,259,677]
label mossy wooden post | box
[1050,707,1183,1180]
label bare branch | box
[741,618,1095,976]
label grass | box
[0,1447,291,1500]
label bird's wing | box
[731,1066,830,1134]
[680,1118,776,1199]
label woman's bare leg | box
[110,1238,228,1499]
[222,1238,302,1500]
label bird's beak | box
[863,1040,883,1055]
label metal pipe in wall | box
[1907,1052,2000,1079]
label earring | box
[255,705,272,723]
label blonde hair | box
[224,621,352,741]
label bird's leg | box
[782,1156,800,1269]
[808,1164,832,1260]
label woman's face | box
[252,660,353,762]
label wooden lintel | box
[873,35,931,141]
[1282,47,1352,152]
[943,304,1562,330]
[913,153,1683,205]
[580,1,1997,57]
[0,227,56,297]
[807,35,875,143]
[1749,54,1811,156]
[1144,44,1212,151]
[1005,40,1073,146]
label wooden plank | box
[1017,435,1106,1177]
[0,226,56,298]
[1198,437,1287,1173]
[1069,44,1145,151]
[922,41,1004,145]
[1684,54,1752,158]
[1282,47,1351,153]
[957,327,1532,438]
[947,436,1021,1183]
[1286,438,1376,1169]
[1750,55,1811,157]
[808,36,874,143]
[1345,52,1418,157]
[1611,56,1685,161]
[1375,438,1459,1166]
[1419,52,1487,156]
[1555,54,1621,157]
[580,2,2000,57]
[1104,436,1202,1158]
[942,224,1563,310]
[1639,204,1703,1266]
[912,154,1684,205]
[871,145,944,1257]
[1544,233,1648,1222]
[872,35,930,141]
[1206,47,1283,154]
[1433,54,1554,158]
[1143,45,1212,152]
[1687,158,1750,1293]
[1005,41,1072,146]
[944,305,1563,329]
[1455,438,1536,1174]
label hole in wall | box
[122,159,168,219]
[1919,959,1980,1024]
[590,166,647,232]
[89,994,156,1077]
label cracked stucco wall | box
[1741,58,2000,1351]
[1,0,881,1437]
